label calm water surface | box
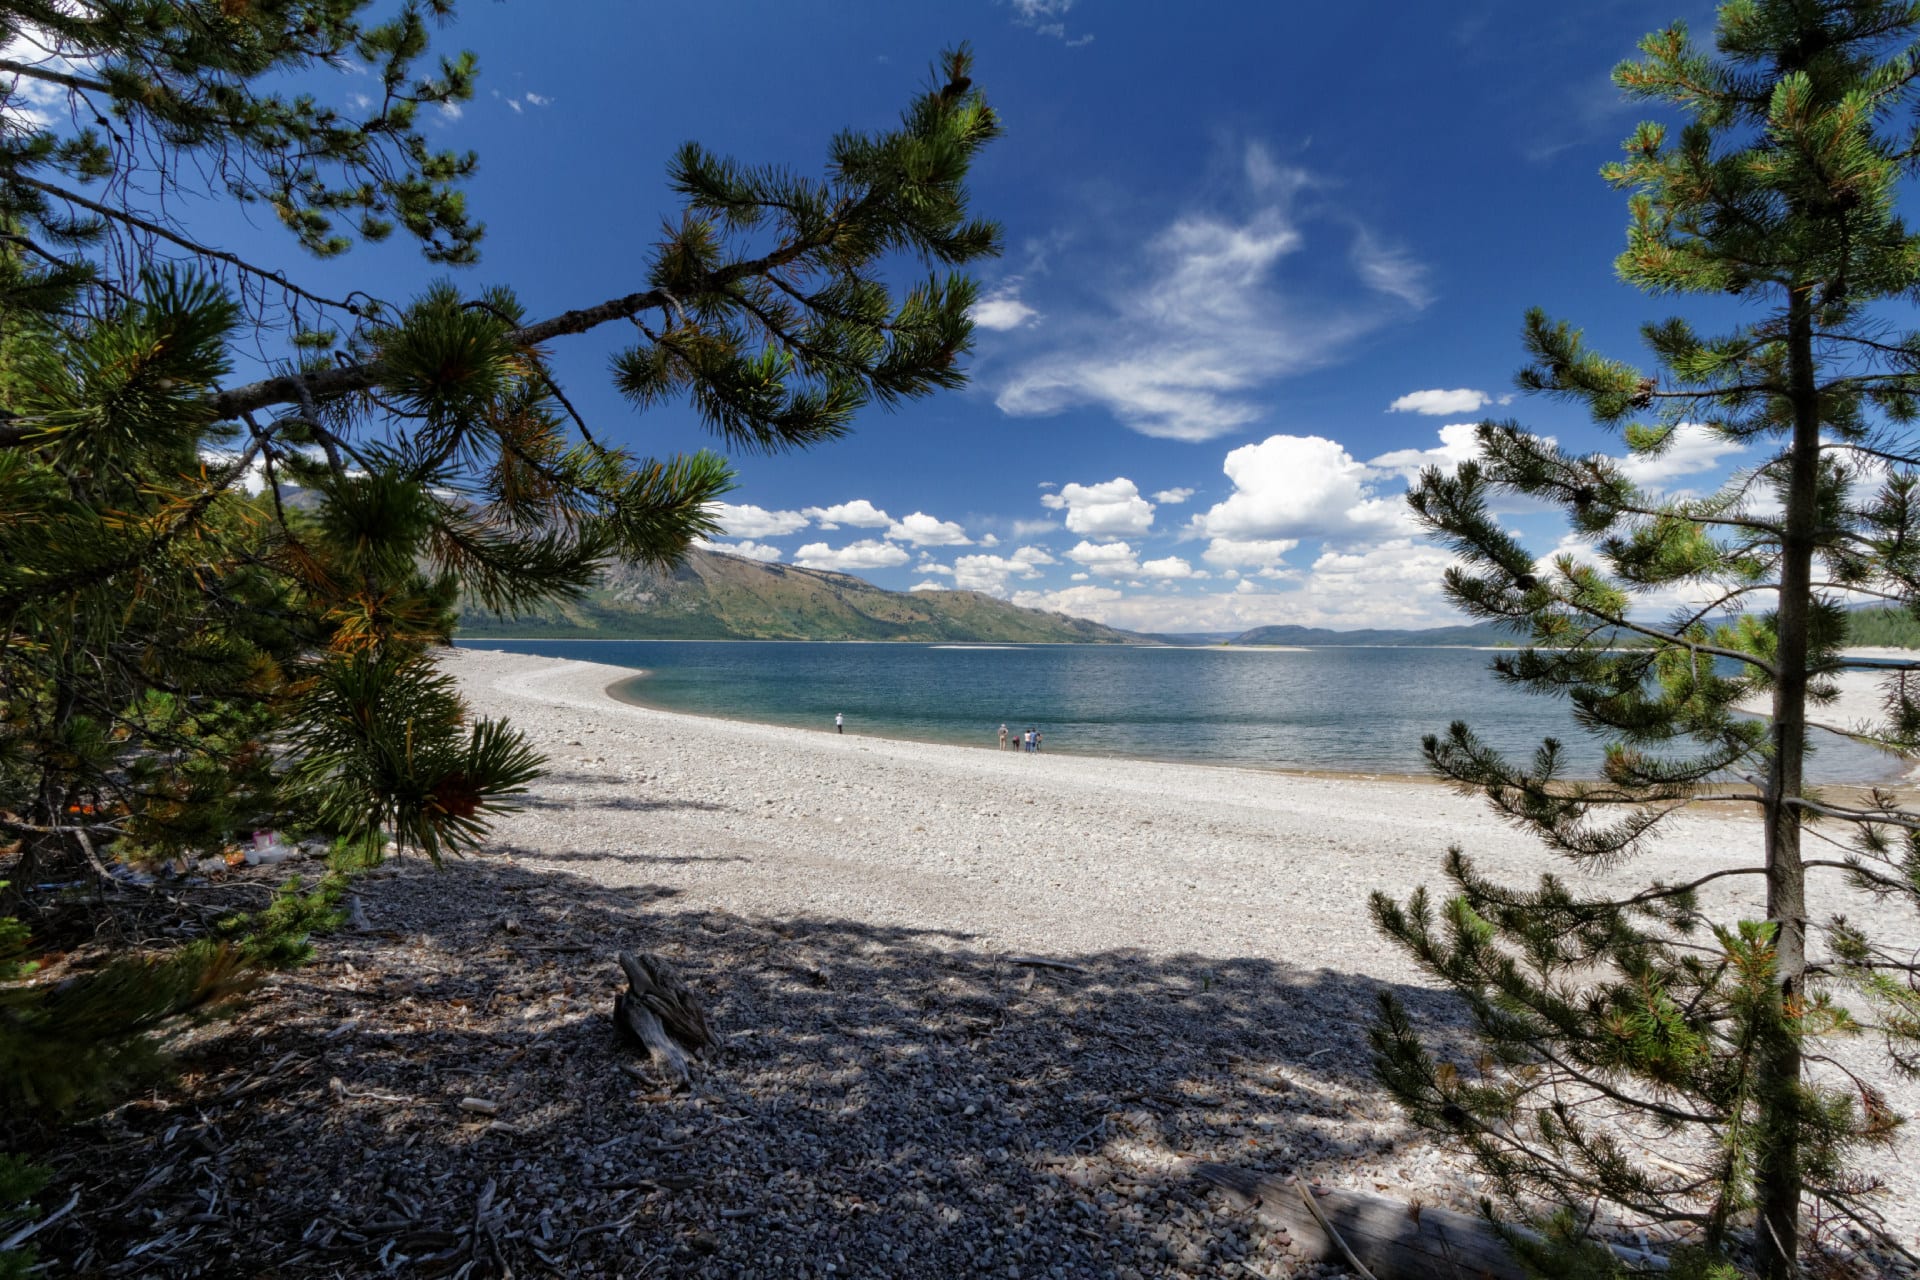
[458,639,1906,782]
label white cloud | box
[1010,518,1059,537]
[1201,537,1298,568]
[1040,477,1156,537]
[506,98,522,113]
[910,581,948,593]
[803,499,893,530]
[437,101,464,121]
[1351,229,1432,309]
[1009,535,1465,634]
[1367,422,1483,481]
[1617,421,1744,488]
[1139,556,1205,580]
[1152,487,1195,504]
[972,286,1039,331]
[979,533,1001,547]
[1065,540,1141,577]
[993,145,1427,442]
[1010,584,1124,617]
[1,31,86,128]
[792,540,911,571]
[711,501,809,538]
[886,511,973,546]
[1189,434,1402,543]
[524,91,551,106]
[1389,388,1491,416]
[695,538,782,563]
[950,546,1056,595]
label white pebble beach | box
[444,645,1920,1257]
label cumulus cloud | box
[792,540,911,571]
[1010,584,1124,617]
[992,144,1427,442]
[886,511,973,546]
[1367,422,1483,481]
[1388,388,1492,416]
[972,285,1039,331]
[1065,540,1141,577]
[1188,434,1402,543]
[1040,477,1156,537]
[695,538,783,563]
[1617,422,1745,488]
[710,501,809,538]
[803,499,893,530]
[951,546,1057,595]
[1152,487,1195,504]
[1139,556,1205,580]
[1201,537,1298,568]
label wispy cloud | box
[1007,0,1092,44]
[991,143,1430,442]
[1350,229,1432,309]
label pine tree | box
[1370,3,1920,1276]
[1,4,1000,1110]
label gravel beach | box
[43,646,1920,1278]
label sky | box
[16,0,1757,633]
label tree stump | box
[611,951,715,1086]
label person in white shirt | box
[835,712,844,734]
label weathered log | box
[1195,1165,1669,1278]
[611,951,714,1085]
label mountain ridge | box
[455,547,1146,644]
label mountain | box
[455,547,1146,644]
[1229,621,1521,647]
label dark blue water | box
[458,639,1907,782]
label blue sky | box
[24,0,1758,632]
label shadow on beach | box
[23,853,1472,1279]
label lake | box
[457,639,1910,783]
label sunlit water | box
[458,639,1907,782]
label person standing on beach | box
[835,712,843,734]
[1033,728,1043,753]
[998,723,1008,750]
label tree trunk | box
[1756,286,1819,1280]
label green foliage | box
[1374,3,1920,1275]
[0,1153,51,1280]
[1,4,1001,1122]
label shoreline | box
[596,664,1449,788]
[460,638,1919,789]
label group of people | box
[998,723,1043,753]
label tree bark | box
[1756,284,1820,1280]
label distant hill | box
[1234,607,1920,650]
[1230,621,1521,647]
[456,547,1146,644]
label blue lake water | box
[458,639,1908,782]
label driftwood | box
[611,951,715,1085]
[1196,1164,1669,1279]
